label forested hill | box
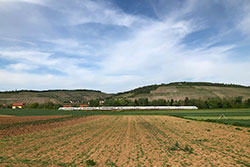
[114,82,250,101]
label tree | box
[135,98,149,106]
[184,97,189,106]
[89,99,99,107]
[30,103,39,108]
[43,102,55,109]
[170,99,174,106]
[151,99,167,106]
[234,96,243,105]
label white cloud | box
[0,37,37,46]
[0,0,250,92]
[42,39,95,58]
[0,0,45,5]
[216,0,250,38]
[46,0,147,27]
[7,63,37,71]
[0,70,64,90]
[239,13,250,37]
[44,39,80,48]
[99,19,198,75]
[0,50,54,67]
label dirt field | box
[0,116,103,137]
[0,115,68,124]
[0,115,249,166]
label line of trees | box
[1,96,250,109]
[90,96,250,109]
[26,102,63,109]
[0,102,62,109]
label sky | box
[0,0,250,93]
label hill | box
[1,82,250,106]
[0,89,111,105]
[114,82,250,101]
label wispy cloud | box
[238,8,250,37]
[45,0,148,27]
[0,0,46,5]
[0,50,54,67]
[0,0,250,92]
[7,63,38,71]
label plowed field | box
[0,116,102,137]
[0,115,67,124]
[0,115,249,167]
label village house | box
[12,103,24,109]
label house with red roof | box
[12,103,24,109]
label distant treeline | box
[1,97,250,110]
[89,96,250,109]
[167,82,249,88]
[1,102,62,109]
[0,89,103,93]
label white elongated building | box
[58,106,198,111]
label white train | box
[58,106,198,111]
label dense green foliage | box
[27,102,63,109]
[86,159,96,166]
[101,96,250,109]
[167,82,249,88]
[0,102,64,109]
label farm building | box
[12,103,23,109]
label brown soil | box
[0,115,68,124]
[0,115,103,137]
[0,115,14,117]
[0,116,249,167]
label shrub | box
[184,145,193,154]
[175,141,179,147]
[86,159,96,166]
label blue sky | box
[0,0,250,93]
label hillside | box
[1,82,250,105]
[0,90,111,105]
[114,82,250,101]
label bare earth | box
[0,116,103,137]
[0,115,68,124]
[0,115,249,166]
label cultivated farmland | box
[0,114,249,166]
